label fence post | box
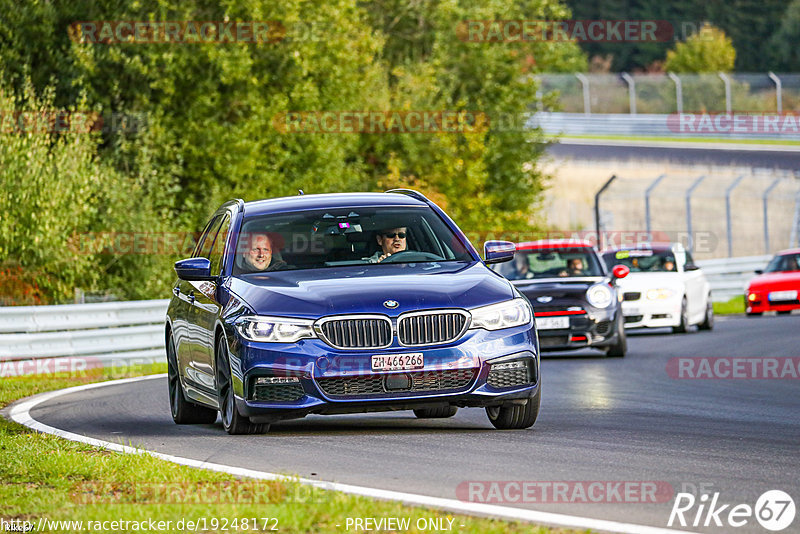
[575,73,591,115]
[768,72,782,114]
[718,73,732,114]
[686,175,707,252]
[668,73,683,114]
[621,73,636,115]
[595,175,617,250]
[762,177,782,253]
[645,174,667,236]
[725,175,746,257]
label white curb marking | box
[7,375,700,534]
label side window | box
[193,215,221,258]
[208,214,231,276]
[685,251,695,266]
[195,216,224,259]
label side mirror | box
[174,257,214,281]
[612,264,630,280]
[483,240,516,265]
[754,269,763,275]
[684,263,700,272]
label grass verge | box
[1,365,575,533]
[713,295,745,315]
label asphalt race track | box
[547,142,800,170]
[22,314,800,534]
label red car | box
[746,249,800,316]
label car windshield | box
[493,247,604,279]
[602,249,677,273]
[231,206,473,274]
[764,253,800,273]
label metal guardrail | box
[529,112,800,141]
[696,255,771,302]
[0,299,168,377]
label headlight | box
[471,298,532,331]
[236,316,316,343]
[586,284,613,308]
[647,288,676,300]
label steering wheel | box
[381,250,444,263]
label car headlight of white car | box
[236,316,316,343]
[586,284,613,308]
[646,288,677,300]
[471,298,532,330]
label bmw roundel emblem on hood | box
[537,296,553,303]
[383,300,399,309]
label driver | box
[367,227,407,263]
[242,233,287,272]
[559,257,585,277]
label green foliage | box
[665,24,735,73]
[768,0,800,71]
[0,0,586,301]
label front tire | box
[672,298,689,333]
[486,390,540,430]
[216,337,269,435]
[699,295,714,330]
[167,334,217,425]
[413,406,458,418]
[605,312,627,357]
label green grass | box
[713,295,745,315]
[560,134,800,146]
[1,365,578,533]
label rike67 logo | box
[669,490,795,531]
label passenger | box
[514,255,535,279]
[367,227,407,263]
[663,259,676,271]
[243,233,287,272]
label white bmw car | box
[601,243,713,333]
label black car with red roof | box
[490,240,629,356]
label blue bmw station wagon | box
[166,190,540,434]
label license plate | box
[769,290,798,302]
[624,307,640,316]
[535,316,570,330]
[371,353,423,371]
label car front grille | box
[318,317,392,349]
[398,311,468,346]
[317,368,476,398]
[624,315,643,323]
[538,335,569,348]
[252,383,305,402]
[487,361,536,389]
[623,292,641,301]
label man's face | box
[244,234,272,271]
[377,227,407,255]
[570,258,584,271]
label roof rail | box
[384,189,429,203]
[221,198,246,212]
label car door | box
[189,212,231,392]
[174,215,220,378]
[682,250,704,320]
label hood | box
[228,261,514,317]
[615,272,684,292]
[512,278,602,300]
[749,271,800,290]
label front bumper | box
[621,297,682,328]
[534,307,619,352]
[746,290,800,313]
[226,325,539,423]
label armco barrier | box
[0,299,168,377]
[696,255,771,302]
